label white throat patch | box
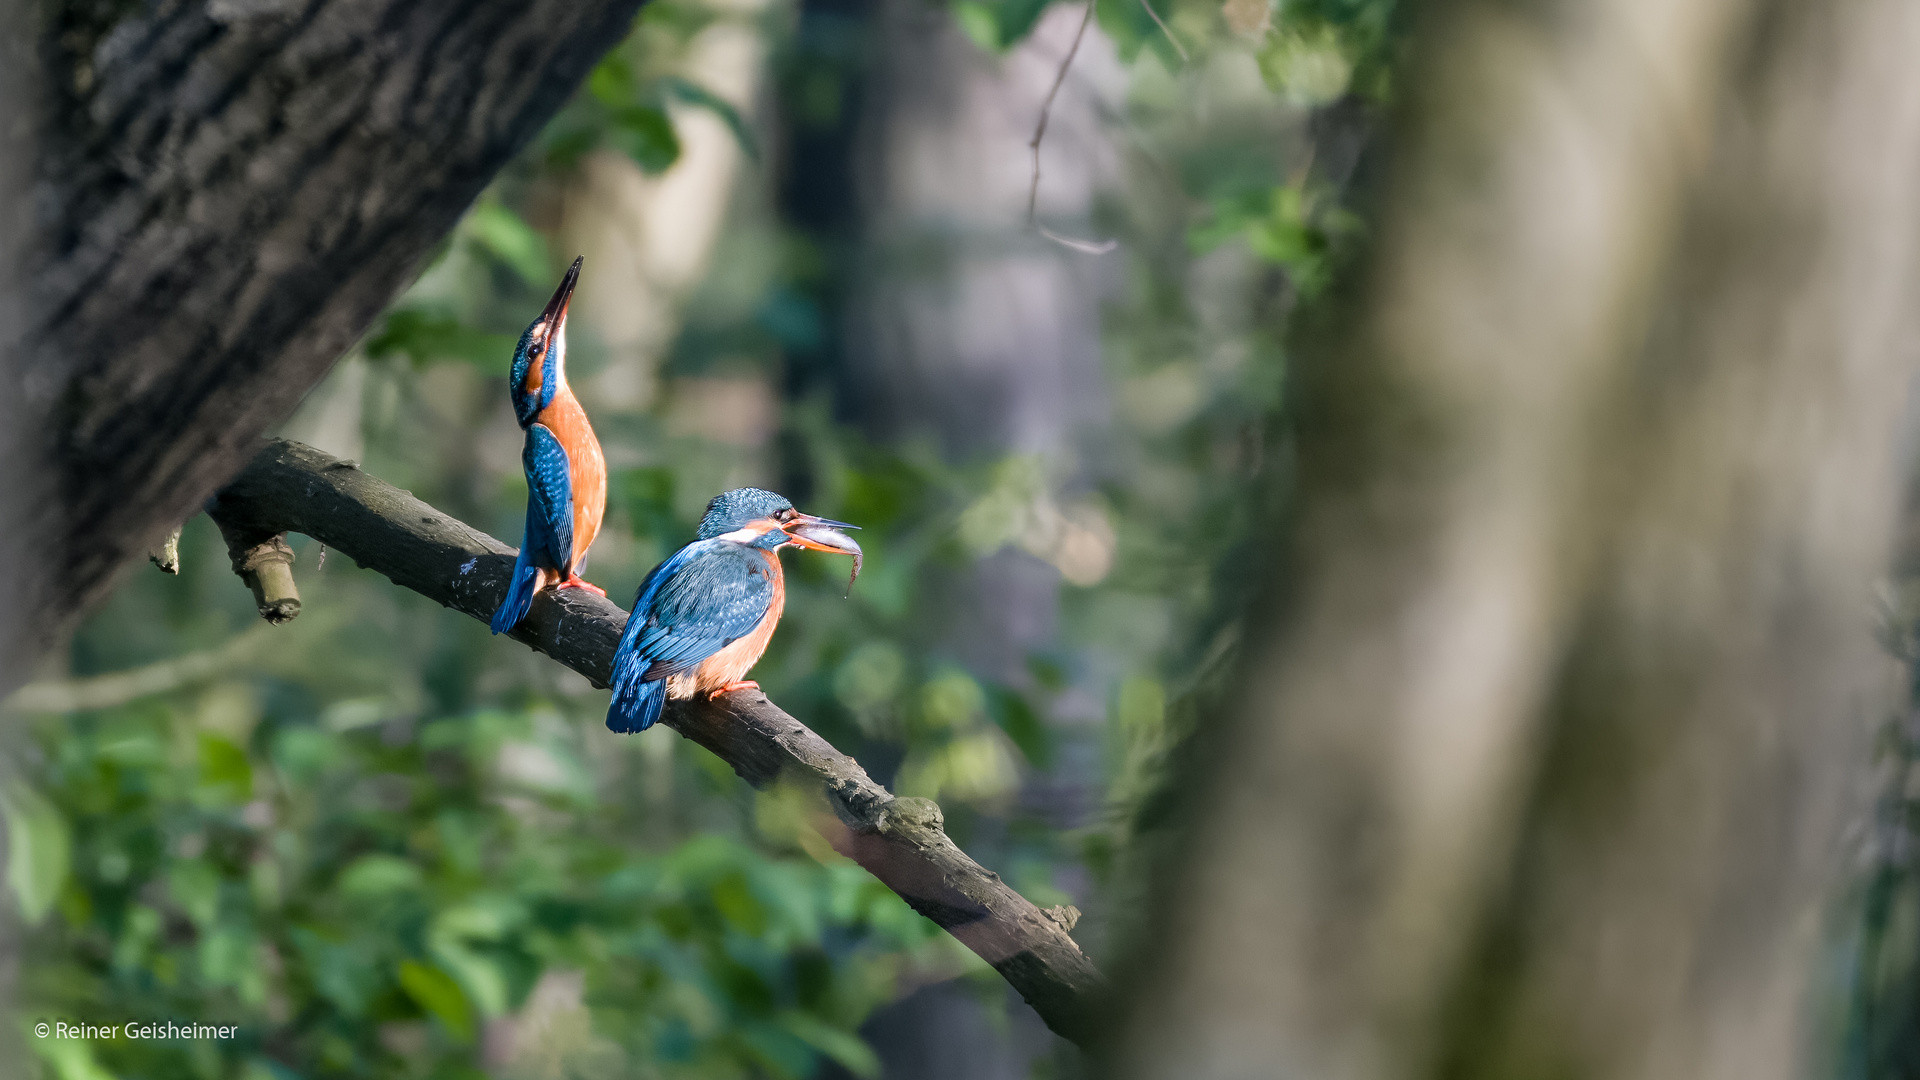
[714,522,782,545]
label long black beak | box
[540,256,583,330]
[782,512,862,555]
[784,512,862,595]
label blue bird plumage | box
[508,317,556,428]
[491,257,609,635]
[606,488,863,733]
[492,425,576,633]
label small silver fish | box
[785,520,862,598]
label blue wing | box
[606,541,775,732]
[524,424,575,577]
[489,548,542,634]
[488,425,574,635]
[631,542,776,678]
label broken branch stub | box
[149,527,182,574]
[211,519,301,624]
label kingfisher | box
[606,488,862,733]
[490,256,609,634]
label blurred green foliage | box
[542,18,759,173]
[1842,583,1920,1079]
[11,508,985,1080]
[1188,183,1362,298]
[6,0,1405,1075]
[17,693,954,1079]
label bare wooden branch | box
[205,438,1111,1047]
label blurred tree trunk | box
[1117,0,1920,1078]
[0,0,643,689]
[841,0,1120,682]
[792,2,1121,1074]
[0,0,38,707]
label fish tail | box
[606,675,667,734]
[490,553,542,634]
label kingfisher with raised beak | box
[491,256,608,634]
[606,488,862,733]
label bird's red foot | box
[556,576,607,598]
[717,681,760,694]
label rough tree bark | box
[204,438,1111,1047]
[1116,0,1920,1079]
[3,0,645,680]
[1,1,39,705]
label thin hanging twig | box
[1038,225,1119,253]
[1138,0,1189,63]
[1027,0,1118,254]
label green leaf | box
[949,0,1052,51]
[0,781,69,925]
[1187,190,1270,254]
[1256,24,1355,104]
[738,1020,817,1079]
[1092,0,1184,66]
[290,926,381,1015]
[464,203,551,288]
[987,686,1053,768]
[952,2,1001,50]
[365,310,519,374]
[780,1012,880,1079]
[612,104,682,174]
[586,52,637,108]
[28,1035,118,1080]
[168,860,221,930]
[429,902,520,1017]
[398,959,476,1042]
[199,925,256,990]
[430,942,509,1020]
[711,871,768,936]
[1117,675,1166,741]
[337,854,423,898]
[657,76,760,161]
[198,733,253,804]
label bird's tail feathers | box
[607,674,667,733]
[490,556,542,635]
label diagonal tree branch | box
[205,438,1110,1047]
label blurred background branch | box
[7,624,283,715]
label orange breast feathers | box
[684,549,787,696]
[534,387,606,567]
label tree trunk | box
[1117,0,1920,1078]
[1,0,644,684]
[810,5,1123,1074]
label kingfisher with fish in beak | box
[606,488,863,733]
[491,256,609,634]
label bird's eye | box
[775,509,795,522]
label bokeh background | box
[0,0,1392,1076]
